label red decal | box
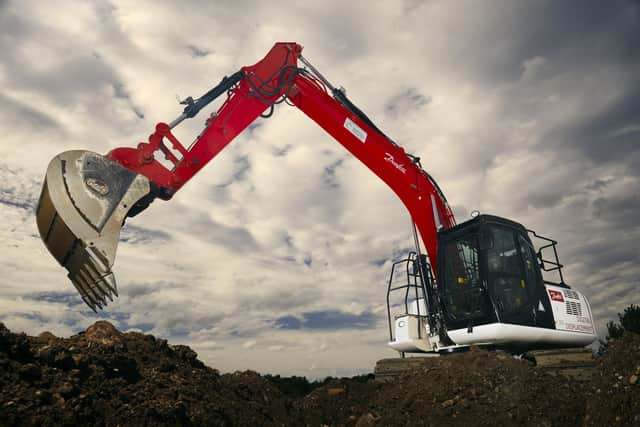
[548,289,564,302]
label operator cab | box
[437,214,555,333]
[386,214,597,355]
[435,214,596,350]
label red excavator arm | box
[37,42,455,310]
[110,42,455,270]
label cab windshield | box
[440,222,544,328]
[486,226,538,315]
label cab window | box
[442,234,490,321]
[486,227,530,314]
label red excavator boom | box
[37,42,455,311]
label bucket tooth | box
[103,273,118,297]
[82,295,97,313]
[71,275,98,312]
[101,282,114,302]
[82,260,113,302]
[87,246,110,275]
[36,150,152,311]
[79,268,107,307]
[70,279,96,312]
[99,277,116,301]
[76,270,102,307]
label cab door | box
[485,225,546,327]
[439,231,495,331]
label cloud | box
[186,45,211,58]
[549,88,640,167]
[275,310,378,331]
[0,163,41,210]
[0,93,59,131]
[274,315,301,330]
[119,224,171,244]
[520,56,547,82]
[28,291,83,307]
[175,210,258,253]
[321,158,345,189]
[384,88,431,118]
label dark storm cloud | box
[115,281,225,336]
[0,2,142,127]
[112,83,145,119]
[119,224,171,245]
[402,0,426,15]
[303,255,312,267]
[592,194,640,229]
[391,246,418,263]
[182,211,258,252]
[274,315,301,330]
[0,93,59,131]
[283,233,294,247]
[384,88,431,118]
[13,312,47,322]
[4,50,121,106]
[159,312,223,337]
[433,1,640,84]
[236,284,323,313]
[212,155,252,188]
[187,45,211,58]
[0,198,32,210]
[321,158,344,189]
[528,1,640,66]
[0,164,40,211]
[369,258,387,267]
[549,88,640,169]
[248,122,262,133]
[271,144,292,157]
[0,4,36,39]
[274,310,378,330]
[93,1,116,22]
[232,156,251,181]
[28,291,83,307]
[122,281,188,299]
[585,178,616,192]
[571,234,639,269]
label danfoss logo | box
[548,289,564,302]
[384,153,407,174]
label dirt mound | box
[0,322,289,426]
[294,349,585,426]
[585,333,640,426]
[1,321,639,426]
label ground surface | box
[1,321,639,426]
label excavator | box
[35,42,597,376]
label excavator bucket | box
[36,150,152,311]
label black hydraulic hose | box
[331,89,398,147]
[181,71,245,119]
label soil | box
[1,321,638,426]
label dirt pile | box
[1,321,639,426]
[0,321,289,426]
[585,332,640,426]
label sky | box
[0,0,638,378]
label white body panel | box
[545,284,596,335]
[388,287,597,353]
[447,322,596,347]
[388,312,433,353]
[408,299,427,316]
